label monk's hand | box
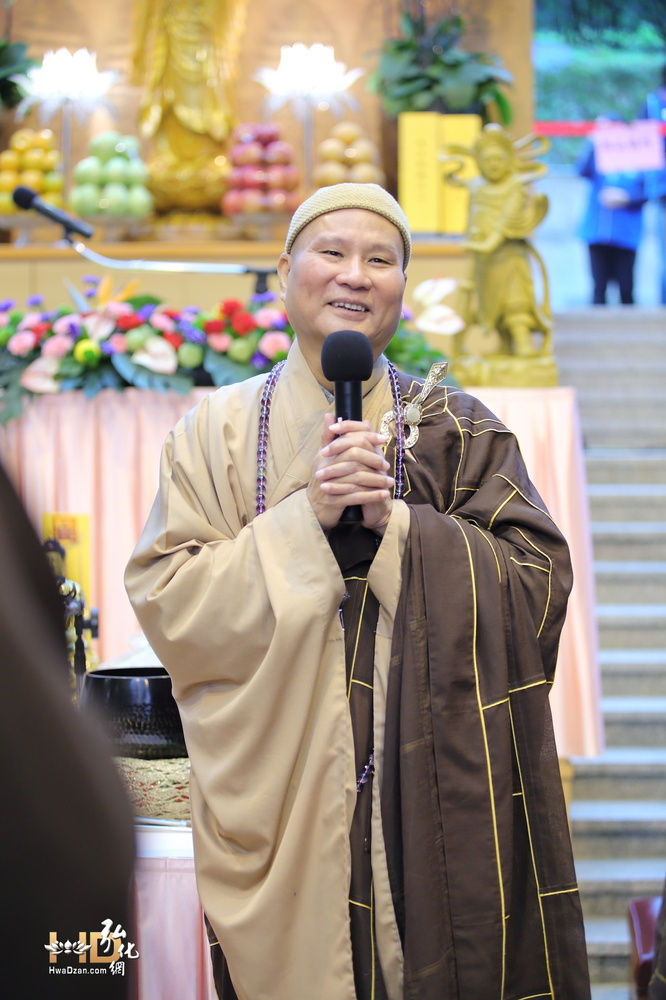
[307,414,394,535]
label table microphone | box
[12,185,95,239]
[321,329,374,523]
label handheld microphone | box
[12,185,95,239]
[320,329,374,524]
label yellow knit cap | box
[285,183,411,267]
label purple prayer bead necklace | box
[255,361,406,517]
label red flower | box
[163,309,181,319]
[220,299,244,317]
[31,321,52,342]
[162,331,185,349]
[203,319,226,334]
[230,311,258,336]
[115,313,145,331]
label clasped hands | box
[307,414,394,536]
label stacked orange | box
[0,128,64,215]
[313,121,386,189]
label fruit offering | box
[221,122,301,216]
[68,131,154,219]
[0,128,64,215]
[313,121,386,188]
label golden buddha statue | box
[131,0,248,212]
[442,124,556,386]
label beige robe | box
[125,342,409,1000]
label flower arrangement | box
[0,277,452,424]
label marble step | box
[591,986,633,1000]
[594,562,666,604]
[597,605,666,649]
[601,696,666,747]
[576,857,666,919]
[571,800,666,859]
[588,485,666,522]
[585,448,666,485]
[583,423,666,450]
[558,357,666,390]
[554,305,665,332]
[584,917,632,985]
[572,748,666,800]
[592,523,666,562]
[599,649,666,697]
[590,986,633,1000]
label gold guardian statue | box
[441,123,557,386]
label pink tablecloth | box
[0,385,603,757]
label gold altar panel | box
[10,0,533,193]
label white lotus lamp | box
[254,43,365,193]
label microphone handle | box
[334,380,363,524]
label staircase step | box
[588,485,666,521]
[576,857,666,918]
[591,986,633,1000]
[558,359,666,390]
[599,649,666,697]
[572,748,666,800]
[592,523,666,561]
[584,917,631,985]
[594,562,666,604]
[572,801,666,859]
[601,696,666,746]
[585,449,666,485]
[597,605,666,649]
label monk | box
[125,183,591,1000]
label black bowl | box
[79,666,187,760]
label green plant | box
[0,40,37,111]
[367,11,513,123]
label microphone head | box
[321,330,374,383]
[12,185,38,210]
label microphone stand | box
[62,231,277,295]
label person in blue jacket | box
[638,64,666,304]
[577,122,646,305]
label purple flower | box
[401,306,414,322]
[27,295,45,308]
[138,303,155,320]
[83,275,101,285]
[85,287,96,299]
[179,322,206,344]
[251,351,270,369]
[250,290,277,304]
[100,341,116,355]
[0,299,15,311]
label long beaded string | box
[386,361,405,500]
[255,359,405,516]
[255,361,285,515]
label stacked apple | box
[313,121,386,188]
[68,130,154,219]
[0,128,64,215]
[222,122,301,216]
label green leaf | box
[57,356,86,379]
[391,77,431,98]
[110,353,194,394]
[492,88,514,125]
[410,89,438,111]
[126,294,163,310]
[0,381,29,425]
[203,349,255,387]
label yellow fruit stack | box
[313,122,386,188]
[0,128,64,215]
